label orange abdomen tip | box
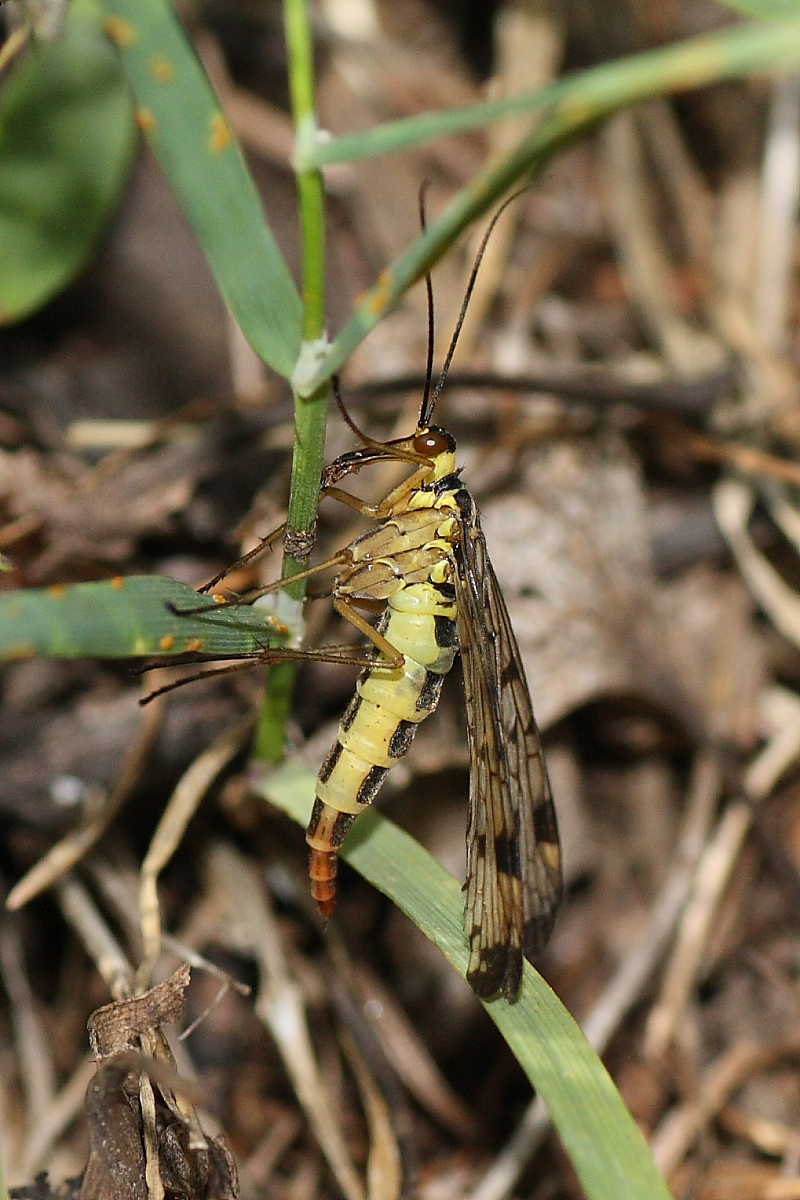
[308,849,338,919]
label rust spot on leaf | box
[185,638,204,653]
[6,643,36,661]
[149,54,175,84]
[136,107,156,132]
[103,16,137,47]
[212,593,228,604]
[208,112,232,155]
[159,634,175,651]
[111,576,124,590]
[47,584,66,598]
[368,270,392,317]
[266,615,290,637]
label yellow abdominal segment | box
[314,583,458,819]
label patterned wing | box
[454,497,562,1001]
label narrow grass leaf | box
[717,1,800,15]
[258,761,673,1200]
[304,18,800,169]
[100,0,302,377]
[0,576,284,660]
[0,5,135,323]
[296,17,800,393]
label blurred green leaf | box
[0,576,284,660]
[0,6,136,323]
[100,0,302,378]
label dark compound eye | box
[414,428,453,457]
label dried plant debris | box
[79,970,238,1199]
[5,2,800,1196]
[0,441,212,581]
[480,433,679,728]
[87,965,192,1057]
[79,1051,237,1200]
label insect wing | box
[455,510,562,1001]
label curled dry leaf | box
[83,970,240,1199]
[87,963,192,1057]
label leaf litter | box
[3,4,800,1198]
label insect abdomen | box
[307,582,457,916]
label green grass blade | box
[302,18,800,169]
[0,576,284,660]
[0,4,135,324]
[717,1,799,15]
[100,0,302,378]
[257,762,673,1200]
[295,17,800,394]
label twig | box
[57,876,134,1000]
[0,915,57,1145]
[207,841,366,1200]
[16,1055,96,1180]
[715,478,800,649]
[137,715,254,986]
[645,686,800,1058]
[651,1039,800,1175]
[7,697,163,912]
[755,75,800,350]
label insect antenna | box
[421,186,531,428]
[330,375,426,467]
[418,179,436,426]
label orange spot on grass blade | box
[159,634,175,651]
[136,107,156,132]
[6,643,35,661]
[47,584,66,598]
[367,270,392,318]
[111,576,125,590]
[103,16,137,47]
[150,54,175,84]
[209,112,232,155]
[185,638,204,653]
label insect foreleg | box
[138,640,387,704]
[200,520,288,594]
[322,461,432,520]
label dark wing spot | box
[524,910,559,960]
[492,832,522,880]
[533,803,560,845]
[467,945,521,1001]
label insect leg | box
[169,550,354,616]
[199,521,287,594]
[139,640,385,704]
[331,597,404,668]
[323,460,431,520]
